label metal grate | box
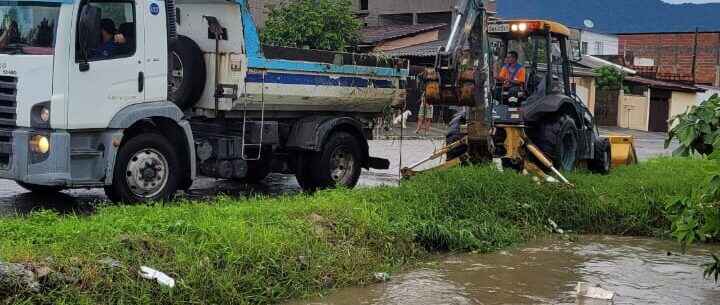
[0,75,17,169]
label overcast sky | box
[662,0,720,3]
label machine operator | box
[497,51,526,89]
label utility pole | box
[691,27,698,84]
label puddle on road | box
[286,236,720,305]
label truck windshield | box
[0,1,60,55]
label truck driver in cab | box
[92,18,126,59]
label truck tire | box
[105,133,180,203]
[533,114,578,172]
[294,153,315,191]
[296,132,363,192]
[16,182,64,194]
[589,138,611,175]
[168,36,206,110]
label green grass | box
[0,158,717,304]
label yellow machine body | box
[606,135,638,168]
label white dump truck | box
[0,0,407,202]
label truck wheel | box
[168,36,206,110]
[16,182,64,194]
[106,133,180,203]
[589,138,611,175]
[534,114,578,172]
[297,132,363,192]
[294,153,315,191]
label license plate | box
[488,23,510,33]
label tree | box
[594,66,624,90]
[665,94,720,283]
[260,0,361,52]
[666,94,720,156]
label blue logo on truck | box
[149,3,160,15]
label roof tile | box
[360,23,447,44]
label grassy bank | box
[1,158,717,304]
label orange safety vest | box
[499,63,526,84]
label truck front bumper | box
[0,128,121,188]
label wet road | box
[286,236,720,305]
[0,128,673,216]
[0,140,446,216]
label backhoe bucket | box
[607,135,638,168]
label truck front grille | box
[0,76,17,169]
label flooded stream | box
[287,236,720,305]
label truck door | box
[68,0,146,129]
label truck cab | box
[0,0,407,202]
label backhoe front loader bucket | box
[607,135,638,168]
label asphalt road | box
[0,129,675,216]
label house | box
[697,85,720,105]
[619,77,703,132]
[619,31,720,86]
[358,23,446,53]
[249,0,498,28]
[577,55,705,132]
[575,28,619,56]
[357,0,497,27]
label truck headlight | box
[30,135,50,154]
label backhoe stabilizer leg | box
[402,137,468,174]
[525,143,572,186]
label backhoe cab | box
[486,19,613,175]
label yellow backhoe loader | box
[401,1,637,183]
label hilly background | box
[497,0,720,33]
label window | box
[77,0,135,61]
[360,0,368,11]
[0,1,61,55]
[594,41,603,55]
[549,37,565,93]
[581,41,588,55]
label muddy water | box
[287,236,720,305]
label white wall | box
[697,86,720,105]
[580,30,619,56]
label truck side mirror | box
[77,4,101,71]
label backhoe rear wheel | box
[589,138,611,175]
[533,114,579,172]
